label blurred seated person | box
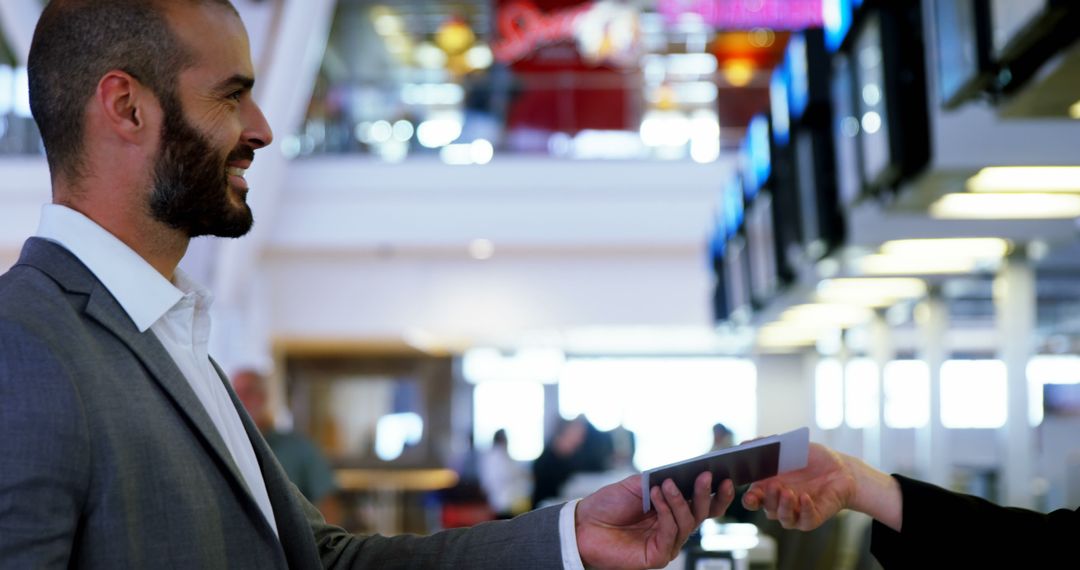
[233,368,343,526]
[478,429,532,519]
[532,416,589,508]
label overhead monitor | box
[724,176,745,239]
[742,114,772,198]
[831,53,861,206]
[853,13,891,189]
[822,0,854,53]
[770,65,791,147]
[849,3,931,195]
[786,33,810,121]
[723,237,753,321]
[745,194,779,304]
[934,0,993,108]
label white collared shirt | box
[35,204,279,537]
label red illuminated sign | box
[493,1,593,63]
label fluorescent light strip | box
[930,193,1080,219]
[966,167,1080,193]
[879,238,1009,259]
[816,278,927,307]
[858,254,978,276]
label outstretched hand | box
[574,472,734,570]
[741,442,902,533]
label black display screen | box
[935,0,992,107]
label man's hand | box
[575,472,734,569]
[741,443,902,532]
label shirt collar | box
[35,204,203,332]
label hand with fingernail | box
[574,471,735,569]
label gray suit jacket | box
[0,238,563,569]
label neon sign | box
[493,1,640,65]
[493,1,593,63]
[658,0,823,30]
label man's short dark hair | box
[28,0,235,182]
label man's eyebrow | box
[213,74,255,93]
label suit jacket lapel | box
[210,359,322,568]
[82,285,261,504]
[19,239,259,516]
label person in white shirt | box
[479,429,533,519]
[0,0,734,568]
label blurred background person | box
[478,429,532,519]
[233,368,344,526]
[531,416,588,508]
[711,422,734,451]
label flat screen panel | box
[935,0,990,106]
[724,238,752,318]
[724,177,745,238]
[787,33,810,120]
[831,53,861,206]
[746,195,779,303]
[823,0,854,52]
[794,131,820,248]
[771,66,791,146]
[853,13,891,188]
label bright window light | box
[815,359,844,430]
[941,360,1007,428]
[845,358,879,428]
[883,360,929,428]
[474,381,545,461]
[1027,355,1080,426]
[558,358,756,470]
[14,67,31,118]
[375,413,424,461]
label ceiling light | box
[858,254,978,276]
[879,238,1010,259]
[930,193,1080,219]
[816,278,927,307]
[781,304,874,328]
[966,166,1080,193]
[756,325,820,348]
[722,59,755,87]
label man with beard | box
[0,1,734,568]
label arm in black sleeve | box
[871,475,1080,568]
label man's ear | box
[95,70,156,143]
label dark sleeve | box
[303,490,566,570]
[0,319,90,566]
[871,474,1080,568]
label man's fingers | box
[661,478,696,557]
[691,472,713,523]
[709,479,735,518]
[650,485,678,557]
